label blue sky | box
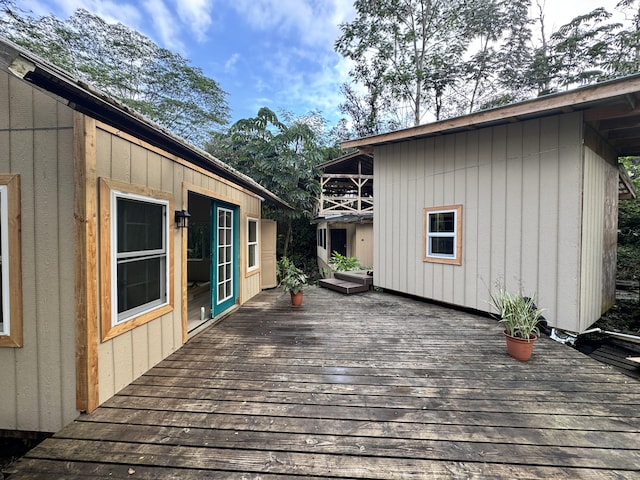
[23,0,614,128]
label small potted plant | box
[489,288,544,361]
[277,257,308,306]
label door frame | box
[211,199,240,317]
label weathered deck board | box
[8,287,640,479]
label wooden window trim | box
[423,204,463,266]
[99,178,174,342]
[0,175,22,347]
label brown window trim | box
[0,175,23,347]
[423,204,463,266]
[99,178,174,342]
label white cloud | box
[142,0,186,53]
[231,0,353,48]
[33,0,143,27]
[172,0,213,42]
[224,53,240,73]
[223,0,354,121]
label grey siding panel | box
[375,112,586,332]
[0,73,76,432]
[580,147,606,331]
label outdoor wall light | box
[174,209,191,229]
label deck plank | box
[8,287,640,479]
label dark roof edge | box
[342,74,640,149]
[318,151,373,170]
[0,37,291,209]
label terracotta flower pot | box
[504,331,536,361]
[290,291,304,307]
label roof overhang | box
[312,212,373,224]
[0,38,291,209]
[342,75,640,159]
[319,151,373,175]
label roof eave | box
[342,75,640,150]
[0,38,291,210]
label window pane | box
[431,237,454,255]
[117,198,163,253]
[248,220,257,243]
[429,212,454,233]
[117,257,163,314]
[248,244,256,268]
[0,264,3,333]
[0,209,3,333]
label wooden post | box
[73,112,100,413]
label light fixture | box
[174,209,191,229]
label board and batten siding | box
[0,72,78,432]
[579,146,618,333]
[94,123,263,403]
[374,112,589,332]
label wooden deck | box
[8,287,640,479]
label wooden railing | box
[319,174,373,215]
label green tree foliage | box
[336,0,471,130]
[618,157,640,284]
[336,0,640,135]
[206,108,332,262]
[550,8,620,88]
[0,1,229,146]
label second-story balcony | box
[316,151,373,217]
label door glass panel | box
[216,207,233,305]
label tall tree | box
[336,0,472,130]
[0,2,229,146]
[605,0,640,77]
[494,0,535,105]
[206,108,326,258]
[550,8,620,88]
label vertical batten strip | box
[74,112,99,412]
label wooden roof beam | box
[583,102,640,122]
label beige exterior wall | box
[354,223,373,268]
[0,70,267,432]
[317,222,373,274]
[94,123,263,403]
[0,73,78,432]
[374,112,591,332]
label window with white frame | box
[112,191,169,324]
[317,227,327,249]
[423,205,462,265]
[0,185,9,336]
[0,174,22,347]
[247,218,259,272]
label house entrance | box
[211,201,239,316]
[186,193,239,334]
[330,228,347,256]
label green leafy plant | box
[489,288,544,341]
[277,256,308,294]
[329,251,365,272]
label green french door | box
[211,201,239,317]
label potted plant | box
[277,257,308,306]
[489,288,544,361]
